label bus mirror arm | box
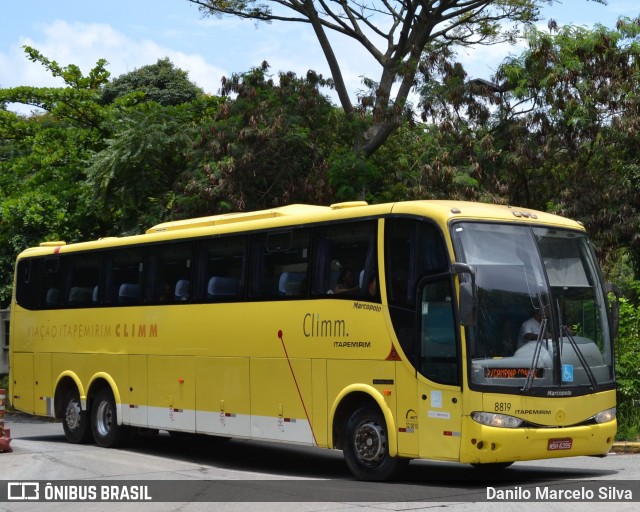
[453,262,476,327]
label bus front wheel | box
[91,388,130,448]
[61,388,91,444]
[343,405,408,481]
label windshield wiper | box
[522,317,548,392]
[561,325,597,390]
[556,304,598,390]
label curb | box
[611,442,640,454]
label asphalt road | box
[1,413,639,512]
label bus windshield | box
[452,222,615,394]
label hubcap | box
[65,400,82,432]
[95,400,114,437]
[354,419,386,464]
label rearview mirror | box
[453,262,476,327]
[605,282,620,341]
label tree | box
[86,98,220,234]
[99,58,204,106]
[486,18,640,270]
[176,63,342,215]
[86,57,218,233]
[188,0,567,161]
[0,48,112,306]
[361,121,483,204]
[1,47,111,132]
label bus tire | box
[61,388,91,444]
[343,405,408,481]
[91,387,130,448]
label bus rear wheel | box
[61,388,91,444]
[343,405,408,481]
[91,388,130,448]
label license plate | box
[548,438,573,451]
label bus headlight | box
[472,411,523,428]
[594,407,616,424]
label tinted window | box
[199,236,246,301]
[418,276,459,385]
[15,258,41,310]
[103,249,144,306]
[385,218,448,309]
[311,220,378,300]
[385,218,449,361]
[250,230,310,299]
[66,252,101,307]
[144,243,193,304]
[41,257,65,308]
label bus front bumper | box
[459,418,617,465]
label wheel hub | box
[65,400,82,432]
[354,420,386,463]
[95,400,114,437]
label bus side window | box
[66,252,100,307]
[15,258,41,310]
[249,229,309,300]
[104,249,144,306]
[418,276,459,385]
[311,220,377,299]
[41,257,65,309]
[198,236,246,302]
[144,243,193,304]
[385,218,449,360]
[385,218,449,309]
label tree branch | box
[189,0,545,157]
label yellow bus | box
[9,200,617,480]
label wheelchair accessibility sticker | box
[562,364,574,382]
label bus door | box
[416,276,462,460]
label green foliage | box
[2,23,640,441]
[192,0,543,157]
[0,49,210,306]
[0,56,108,305]
[100,58,204,106]
[488,19,640,269]
[365,123,482,203]
[2,47,111,132]
[328,149,381,201]
[86,97,221,233]
[614,294,640,441]
[175,63,343,215]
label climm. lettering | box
[303,313,348,338]
[115,323,158,338]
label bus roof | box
[147,200,582,234]
[20,200,584,258]
[146,203,336,233]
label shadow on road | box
[123,431,618,485]
[12,424,623,502]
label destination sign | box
[484,368,544,379]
